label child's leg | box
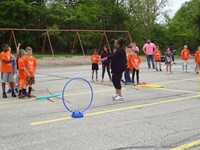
[166,65,168,72]
[106,66,111,80]
[169,64,172,72]
[136,70,139,84]
[159,62,162,70]
[182,60,185,71]
[132,69,136,83]
[2,83,6,92]
[185,61,188,72]
[92,70,94,80]
[96,70,98,80]
[19,79,26,98]
[155,62,158,71]
[102,65,105,80]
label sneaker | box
[113,95,124,101]
[27,94,32,98]
[18,94,25,99]
[12,92,16,97]
[15,88,19,93]
[2,92,7,98]
[112,94,118,100]
[121,80,125,83]
[7,89,12,94]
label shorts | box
[165,62,171,65]
[1,72,14,83]
[92,63,99,70]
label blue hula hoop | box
[62,77,94,113]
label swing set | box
[0,28,133,58]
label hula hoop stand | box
[62,77,94,119]
[72,110,84,118]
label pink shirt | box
[143,43,156,55]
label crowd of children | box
[0,43,37,98]
[91,42,200,88]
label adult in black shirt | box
[107,38,127,100]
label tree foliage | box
[0,0,199,54]
[168,0,200,53]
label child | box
[7,47,18,94]
[181,45,192,72]
[194,46,200,74]
[124,46,133,85]
[101,45,111,82]
[165,47,173,73]
[24,47,38,97]
[0,44,16,98]
[153,46,162,71]
[91,49,100,81]
[131,51,142,85]
[18,49,31,98]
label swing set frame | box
[0,28,133,58]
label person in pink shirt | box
[143,39,156,69]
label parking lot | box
[1,58,200,150]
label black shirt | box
[108,47,127,73]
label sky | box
[168,0,190,17]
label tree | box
[168,0,200,53]
[127,0,169,38]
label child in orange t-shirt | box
[131,51,142,85]
[124,46,133,85]
[24,47,38,97]
[181,45,192,72]
[91,49,100,81]
[18,50,31,98]
[194,46,200,74]
[0,44,16,98]
[153,46,162,71]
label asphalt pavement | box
[1,58,200,150]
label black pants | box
[102,65,111,79]
[112,71,123,89]
[132,69,139,83]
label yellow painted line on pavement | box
[154,77,198,85]
[159,88,200,94]
[0,89,114,105]
[31,94,200,126]
[171,139,200,150]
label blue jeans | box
[146,55,155,68]
[124,68,131,83]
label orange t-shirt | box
[181,49,190,61]
[0,51,12,72]
[195,50,200,63]
[91,54,100,64]
[154,49,161,61]
[131,56,142,70]
[18,57,26,79]
[127,53,134,69]
[24,56,38,76]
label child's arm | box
[131,62,137,70]
[16,43,21,55]
[22,67,31,77]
